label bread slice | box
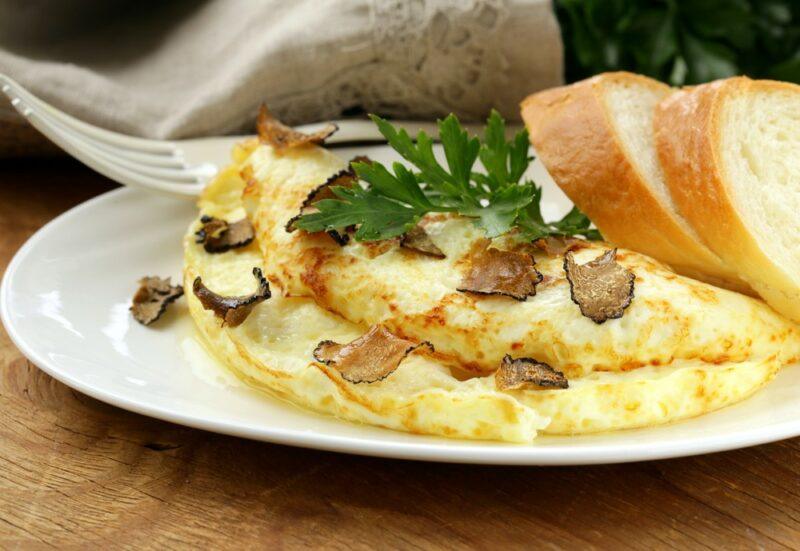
[521,72,750,294]
[655,77,800,321]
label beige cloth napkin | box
[0,0,562,154]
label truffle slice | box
[325,229,350,246]
[457,247,543,301]
[130,276,184,326]
[532,236,589,256]
[564,249,635,323]
[257,104,338,151]
[400,225,445,258]
[193,267,271,327]
[313,325,433,383]
[495,355,569,390]
[195,216,255,253]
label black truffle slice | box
[192,267,271,327]
[564,249,635,324]
[400,225,445,258]
[457,247,543,301]
[195,216,255,253]
[313,325,433,384]
[257,104,338,151]
[495,355,569,390]
[325,229,350,246]
[532,236,589,256]
[130,276,184,326]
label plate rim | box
[4,175,800,466]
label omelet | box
[244,144,800,378]
[182,152,793,441]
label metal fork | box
[1,73,442,199]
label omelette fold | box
[183,138,800,442]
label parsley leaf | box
[353,161,432,210]
[515,186,602,242]
[369,114,467,203]
[477,110,532,191]
[438,114,481,194]
[460,183,534,238]
[295,110,601,243]
[296,186,422,240]
[556,0,800,87]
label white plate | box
[3,139,800,465]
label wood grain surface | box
[2,158,800,549]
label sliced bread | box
[655,77,800,321]
[521,72,750,294]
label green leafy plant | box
[556,0,800,86]
[295,111,601,242]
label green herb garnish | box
[556,0,800,86]
[295,110,601,242]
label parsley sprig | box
[295,110,601,242]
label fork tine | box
[2,80,186,169]
[34,107,200,182]
[72,134,187,169]
[1,74,176,155]
[8,97,201,197]
[65,133,201,183]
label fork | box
[1,73,443,199]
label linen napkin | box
[0,0,562,155]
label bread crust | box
[520,72,750,294]
[655,77,800,321]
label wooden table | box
[2,158,800,549]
